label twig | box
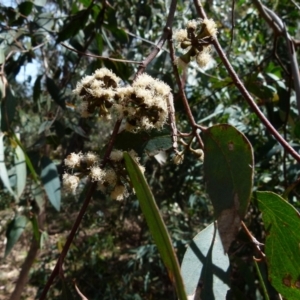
[253,258,270,300]
[73,280,88,300]
[0,42,46,75]
[252,0,282,35]
[290,0,300,10]
[40,1,179,297]
[253,1,300,116]
[228,0,236,55]
[167,93,179,153]
[9,209,46,300]
[39,119,122,300]
[193,1,300,162]
[241,221,265,259]
[61,43,142,64]
[167,30,206,149]
[124,29,169,52]
[136,0,177,76]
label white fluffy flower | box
[110,150,124,162]
[63,173,80,194]
[85,152,99,166]
[64,152,82,168]
[202,18,218,37]
[90,166,105,182]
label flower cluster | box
[174,18,217,69]
[113,73,170,131]
[74,69,171,132]
[73,69,120,119]
[63,149,144,201]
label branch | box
[39,119,122,300]
[193,1,300,162]
[252,1,300,116]
[136,0,177,76]
[40,2,179,297]
[61,43,143,65]
[9,210,46,300]
[167,31,205,149]
[252,0,282,35]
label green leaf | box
[1,86,17,131]
[202,124,254,252]
[5,215,28,257]
[114,129,172,156]
[254,191,300,299]
[95,32,103,54]
[38,120,55,134]
[36,12,54,31]
[31,182,45,210]
[18,1,33,16]
[56,9,90,43]
[181,222,230,299]
[30,214,40,242]
[68,123,87,138]
[12,133,39,183]
[40,156,61,211]
[124,152,187,300]
[40,230,48,249]
[103,24,128,44]
[46,76,65,109]
[33,74,43,103]
[78,0,92,7]
[14,133,27,200]
[0,48,5,65]
[0,133,17,200]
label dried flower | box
[110,185,127,201]
[110,150,124,162]
[90,166,105,182]
[63,173,80,194]
[93,68,121,88]
[73,68,120,118]
[85,152,99,166]
[173,151,184,165]
[64,152,82,168]
[196,47,212,68]
[202,18,218,37]
[103,168,117,186]
[174,29,188,43]
[186,19,199,30]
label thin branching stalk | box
[193,0,300,162]
[39,1,178,298]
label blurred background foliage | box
[1,0,300,299]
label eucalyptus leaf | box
[14,133,27,200]
[202,124,254,252]
[254,191,300,299]
[40,156,61,211]
[5,215,28,257]
[0,133,17,200]
[181,222,230,300]
[124,152,187,300]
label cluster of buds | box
[63,150,144,200]
[74,69,171,132]
[172,138,205,165]
[174,18,217,68]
